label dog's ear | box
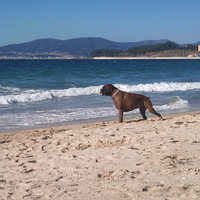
[111,84,117,90]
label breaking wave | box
[0,81,199,105]
[115,82,200,92]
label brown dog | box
[100,84,163,123]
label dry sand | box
[0,111,200,200]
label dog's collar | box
[111,89,119,98]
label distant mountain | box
[0,37,170,57]
[179,41,200,47]
[193,41,200,45]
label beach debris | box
[23,169,35,173]
[0,140,11,144]
[28,160,36,163]
[75,143,91,150]
[42,135,50,140]
[97,169,139,181]
[142,186,150,192]
[55,176,63,182]
[175,122,183,125]
[41,145,45,151]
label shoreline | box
[1,110,200,199]
[93,56,200,59]
[0,110,199,135]
[0,108,198,134]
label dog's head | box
[100,84,117,96]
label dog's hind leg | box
[140,107,147,120]
[145,100,163,120]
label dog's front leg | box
[118,110,123,123]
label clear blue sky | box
[1,0,200,47]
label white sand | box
[1,111,200,200]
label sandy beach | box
[1,111,200,200]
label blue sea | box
[0,59,200,132]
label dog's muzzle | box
[100,89,104,95]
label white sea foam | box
[155,96,189,110]
[0,86,102,105]
[0,82,199,105]
[115,82,200,92]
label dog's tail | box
[144,98,163,120]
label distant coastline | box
[1,56,200,60]
[93,56,200,60]
[1,37,200,59]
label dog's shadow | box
[126,118,167,123]
[126,119,146,123]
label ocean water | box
[0,59,200,132]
